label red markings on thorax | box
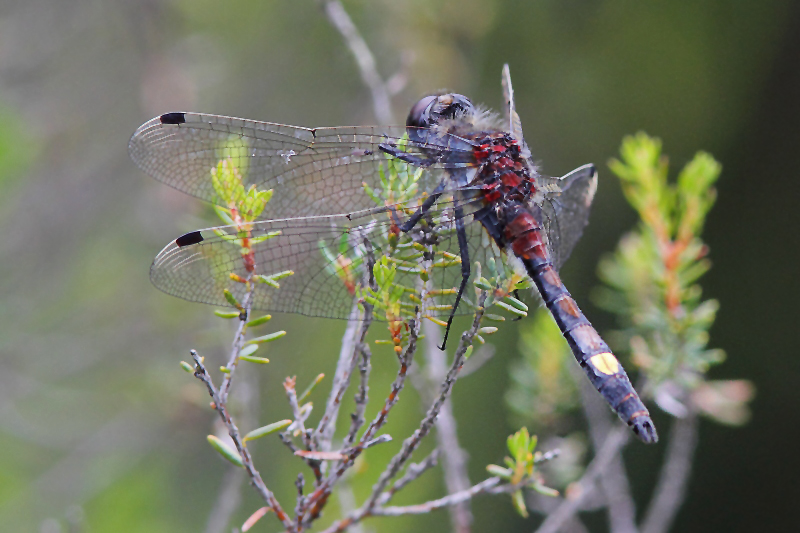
[471,133,532,208]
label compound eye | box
[407,95,438,127]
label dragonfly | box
[129,66,657,444]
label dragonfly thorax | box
[471,132,537,209]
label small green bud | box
[207,435,243,467]
[240,355,270,364]
[244,420,292,442]
[493,301,527,316]
[486,464,511,479]
[223,289,243,310]
[298,373,325,402]
[246,331,287,345]
[215,310,242,319]
[239,344,259,358]
[245,314,273,328]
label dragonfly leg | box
[511,289,523,321]
[401,192,442,232]
[400,180,447,232]
[379,143,435,168]
[439,205,470,350]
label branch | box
[301,312,421,525]
[535,428,631,533]
[373,477,507,516]
[381,449,440,505]
[321,293,488,533]
[420,320,473,533]
[315,298,372,453]
[218,288,253,403]
[343,341,372,449]
[321,0,394,124]
[641,411,699,533]
[190,350,295,532]
[204,368,259,533]
[316,236,376,455]
[365,293,487,509]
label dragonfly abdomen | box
[503,205,658,444]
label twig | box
[285,377,313,448]
[295,473,306,531]
[641,410,699,533]
[421,320,473,533]
[535,428,631,533]
[204,368,259,533]
[321,0,394,124]
[301,312,421,525]
[316,236,376,455]
[373,477,508,516]
[365,294,486,508]
[381,449,440,504]
[315,299,372,453]
[190,350,295,532]
[458,344,495,377]
[219,288,253,404]
[571,364,638,533]
[283,378,324,485]
[322,293,488,533]
[357,316,420,446]
[343,340,372,449]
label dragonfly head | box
[406,93,474,129]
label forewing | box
[129,112,477,219]
[539,163,598,269]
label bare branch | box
[321,0,394,124]
[458,343,495,378]
[641,411,699,533]
[535,428,631,533]
[301,313,421,525]
[315,299,373,452]
[420,320,473,533]
[373,477,507,516]
[316,237,376,455]
[365,293,487,509]
[190,350,295,532]
[205,368,259,533]
[343,341,372,449]
[320,293,488,533]
[219,288,253,403]
[382,449,440,505]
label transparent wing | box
[501,64,532,160]
[502,64,524,144]
[539,163,599,270]
[150,202,511,320]
[129,112,479,219]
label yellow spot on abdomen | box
[589,352,620,375]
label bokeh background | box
[1,1,798,531]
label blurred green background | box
[1,1,798,531]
